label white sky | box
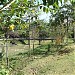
[38,12,51,23]
[37,0,62,23]
[38,0,70,23]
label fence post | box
[38,39,41,45]
[0,44,4,62]
[5,38,9,68]
[45,44,51,54]
[48,44,50,52]
[33,42,34,54]
[0,45,2,61]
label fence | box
[0,36,74,67]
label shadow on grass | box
[10,43,72,60]
[9,43,74,62]
[17,52,28,56]
[15,44,58,58]
[9,43,74,72]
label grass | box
[0,40,75,75]
[9,52,74,75]
[21,44,75,75]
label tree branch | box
[0,0,16,11]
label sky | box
[37,0,71,23]
[36,0,51,22]
[35,0,61,23]
[38,11,51,23]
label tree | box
[48,3,74,44]
[0,0,75,39]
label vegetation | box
[0,0,75,75]
[0,65,9,75]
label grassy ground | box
[0,40,75,75]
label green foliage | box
[0,0,6,4]
[53,1,59,8]
[0,0,75,40]
[0,65,9,75]
[43,0,56,6]
[47,0,54,6]
[42,0,46,5]
[49,3,73,26]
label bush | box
[39,30,49,39]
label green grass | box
[9,52,74,75]
[0,40,75,75]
